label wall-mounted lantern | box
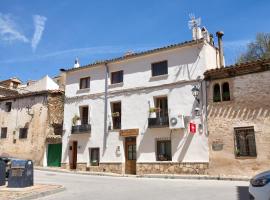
[191,85,200,103]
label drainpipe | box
[103,62,109,154]
[216,31,224,68]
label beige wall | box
[207,71,270,176]
[0,92,63,165]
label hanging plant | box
[72,115,80,125]
[149,107,161,113]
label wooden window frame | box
[80,106,89,125]
[151,60,168,77]
[79,77,90,89]
[156,140,172,161]
[111,102,121,130]
[111,70,123,84]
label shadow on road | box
[237,186,249,200]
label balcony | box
[71,124,91,134]
[148,116,169,128]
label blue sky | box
[0,0,270,82]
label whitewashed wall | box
[62,41,217,165]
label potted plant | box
[149,107,161,113]
[91,160,98,166]
[72,115,81,126]
[111,112,120,117]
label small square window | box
[19,128,28,139]
[156,140,171,161]
[90,148,100,166]
[151,61,168,77]
[111,71,123,84]
[5,102,12,112]
[0,128,7,139]
[234,127,257,157]
[79,77,90,89]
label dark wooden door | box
[125,137,136,174]
[70,141,77,169]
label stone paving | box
[0,184,64,200]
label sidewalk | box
[0,184,65,200]
[35,166,251,181]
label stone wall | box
[47,93,64,137]
[207,71,270,176]
[137,162,208,175]
[61,162,124,174]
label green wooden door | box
[47,143,62,167]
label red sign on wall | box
[189,122,196,134]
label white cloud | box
[31,15,47,51]
[0,45,156,64]
[0,13,29,43]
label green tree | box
[238,33,270,63]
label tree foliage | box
[238,33,270,63]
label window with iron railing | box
[156,140,172,161]
[234,127,257,157]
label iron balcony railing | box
[71,124,91,134]
[148,116,169,128]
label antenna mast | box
[188,14,201,40]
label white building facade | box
[61,38,220,174]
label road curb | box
[35,167,250,182]
[16,186,65,200]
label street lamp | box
[191,85,200,103]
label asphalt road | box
[35,170,250,200]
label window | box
[90,148,100,166]
[111,102,121,129]
[213,84,221,102]
[111,70,123,84]
[19,128,28,139]
[5,102,12,112]
[0,128,7,139]
[234,127,257,157]
[151,60,168,77]
[222,82,230,101]
[79,77,90,89]
[80,106,89,125]
[155,97,168,118]
[156,140,171,161]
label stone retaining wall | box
[136,163,209,175]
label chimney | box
[74,58,80,68]
[124,51,134,57]
[201,27,210,42]
[216,31,224,67]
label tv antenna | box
[188,14,201,40]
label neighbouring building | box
[61,26,223,175]
[204,59,270,176]
[0,78,21,97]
[0,75,64,167]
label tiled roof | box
[204,59,270,80]
[63,39,205,72]
[0,90,63,101]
